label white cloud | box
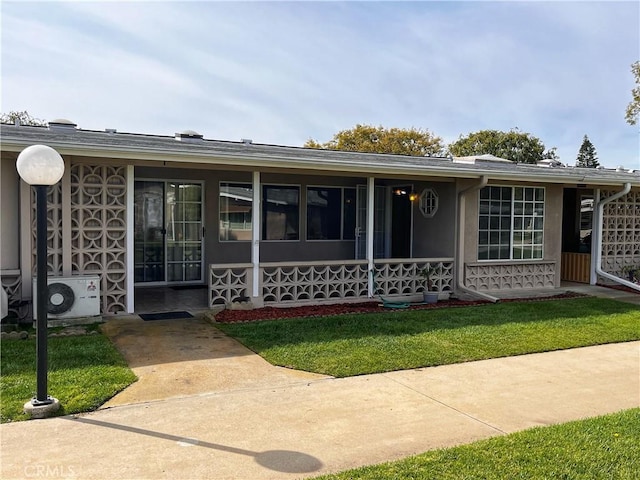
[2,1,638,168]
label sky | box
[2,1,639,169]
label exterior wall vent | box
[453,154,512,165]
[537,159,564,168]
[452,156,477,164]
[48,118,77,131]
[175,130,203,143]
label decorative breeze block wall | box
[0,272,28,321]
[262,262,369,303]
[70,164,128,314]
[209,264,252,305]
[208,259,454,306]
[31,183,63,276]
[600,190,640,277]
[465,262,556,290]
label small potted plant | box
[419,265,440,304]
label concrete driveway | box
[100,315,329,407]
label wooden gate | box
[561,253,591,283]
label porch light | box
[17,144,64,418]
[393,188,418,201]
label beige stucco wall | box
[461,180,563,290]
[0,153,21,271]
[412,181,456,258]
[545,184,563,279]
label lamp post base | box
[23,397,60,419]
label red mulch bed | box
[214,292,585,323]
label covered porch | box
[206,170,456,307]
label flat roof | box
[1,123,638,187]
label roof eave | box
[2,136,638,187]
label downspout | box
[456,176,500,302]
[594,183,639,291]
[589,189,601,286]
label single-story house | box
[1,119,639,320]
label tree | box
[575,135,599,168]
[543,147,560,161]
[305,124,445,157]
[448,129,557,164]
[626,61,640,126]
[0,110,46,126]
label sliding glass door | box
[134,180,204,284]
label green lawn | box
[1,332,136,422]
[217,297,640,377]
[313,408,640,480]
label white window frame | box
[478,185,545,261]
[419,188,439,218]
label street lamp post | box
[17,145,65,418]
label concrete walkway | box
[562,282,640,305]
[2,340,638,480]
[482,282,640,305]
[100,316,328,407]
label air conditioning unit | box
[33,276,100,319]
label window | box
[419,188,439,218]
[478,186,545,260]
[219,183,253,241]
[262,185,300,240]
[579,195,593,253]
[343,188,356,240]
[306,187,356,240]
